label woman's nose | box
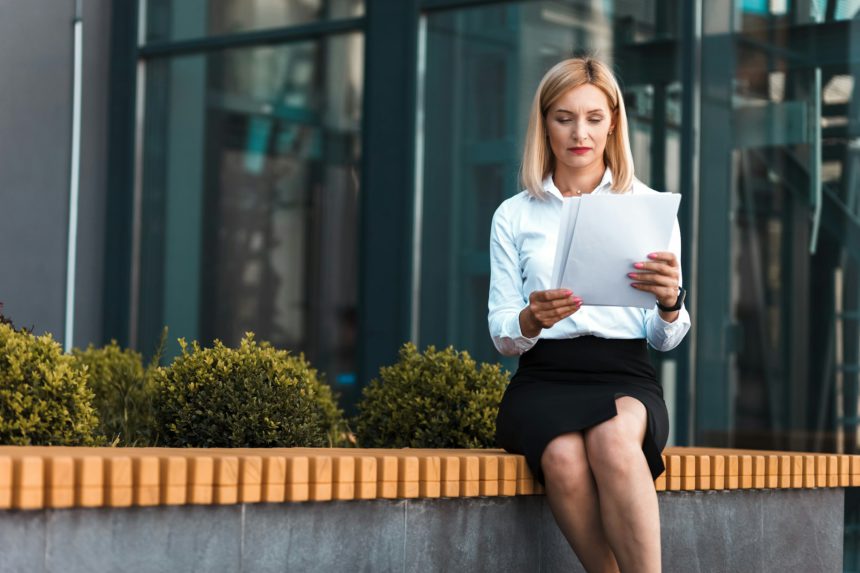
[571,121,588,142]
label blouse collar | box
[542,167,614,200]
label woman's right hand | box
[519,289,583,337]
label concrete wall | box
[0,0,112,346]
[0,488,845,572]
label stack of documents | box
[551,194,681,309]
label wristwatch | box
[657,287,686,313]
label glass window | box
[137,33,363,402]
[142,0,364,44]
[417,1,684,377]
[699,0,860,452]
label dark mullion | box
[357,0,420,388]
[420,0,529,13]
[676,0,701,446]
[138,17,364,59]
[102,0,139,348]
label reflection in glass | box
[143,0,364,44]
[418,1,683,375]
[139,34,363,405]
[698,1,860,452]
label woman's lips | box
[568,147,590,155]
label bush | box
[353,343,509,448]
[72,338,160,446]
[0,323,98,445]
[153,333,344,447]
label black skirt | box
[494,336,669,486]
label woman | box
[489,57,691,573]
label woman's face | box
[545,83,615,172]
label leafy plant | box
[71,328,166,446]
[153,333,345,447]
[353,343,510,448]
[0,323,98,445]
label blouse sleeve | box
[487,204,541,356]
[644,217,691,351]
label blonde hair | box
[520,57,635,198]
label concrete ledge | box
[0,446,857,510]
[0,488,844,572]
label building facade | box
[2,1,860,549]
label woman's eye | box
[557,118,571,124]
[588,118,602,124]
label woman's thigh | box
[583,396,649,470]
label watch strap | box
[657,287,686,313]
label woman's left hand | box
[628,251,680,309]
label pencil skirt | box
[494,336,669,486]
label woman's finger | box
[535,301,581,318]
[646,251,678,266]
[631,283,678,304]
[532,289,579,303]
[628,272,677,287]
[632,261,678,278]
[533,295,581,311]
[534,302,582,325]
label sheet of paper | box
[554,193,681,308]
[550,197,581,289]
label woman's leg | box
[583,397,661,573]
[541,432,620,573]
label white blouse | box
[488,168,691,357]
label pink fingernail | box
[633,262,644,269]
[627,272,636,278]
[648,253,658,259]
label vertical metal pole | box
[809,66,822,254]
[64,0,83,352]
[410,15,427,344]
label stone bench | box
[0,446,848,572]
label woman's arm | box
[487,206,542,356]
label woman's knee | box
[540,432,592,490]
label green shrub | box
[153,333,344,447]
[353,343,509,448]
[72,339,159,446]
[0,323,98,445]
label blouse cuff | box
[504,310,541,354]
[647,305,691,351]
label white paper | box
[553,193,681,308]
[550,197,581,289]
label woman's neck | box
[552,161,607,196]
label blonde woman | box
[489,57,690,573]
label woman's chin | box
[558,156,598,170]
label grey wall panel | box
[0,0,75,338]
[0,489,846,573]
[0,0,112,347]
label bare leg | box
[584,397,661,573]
[541,432,620,573]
